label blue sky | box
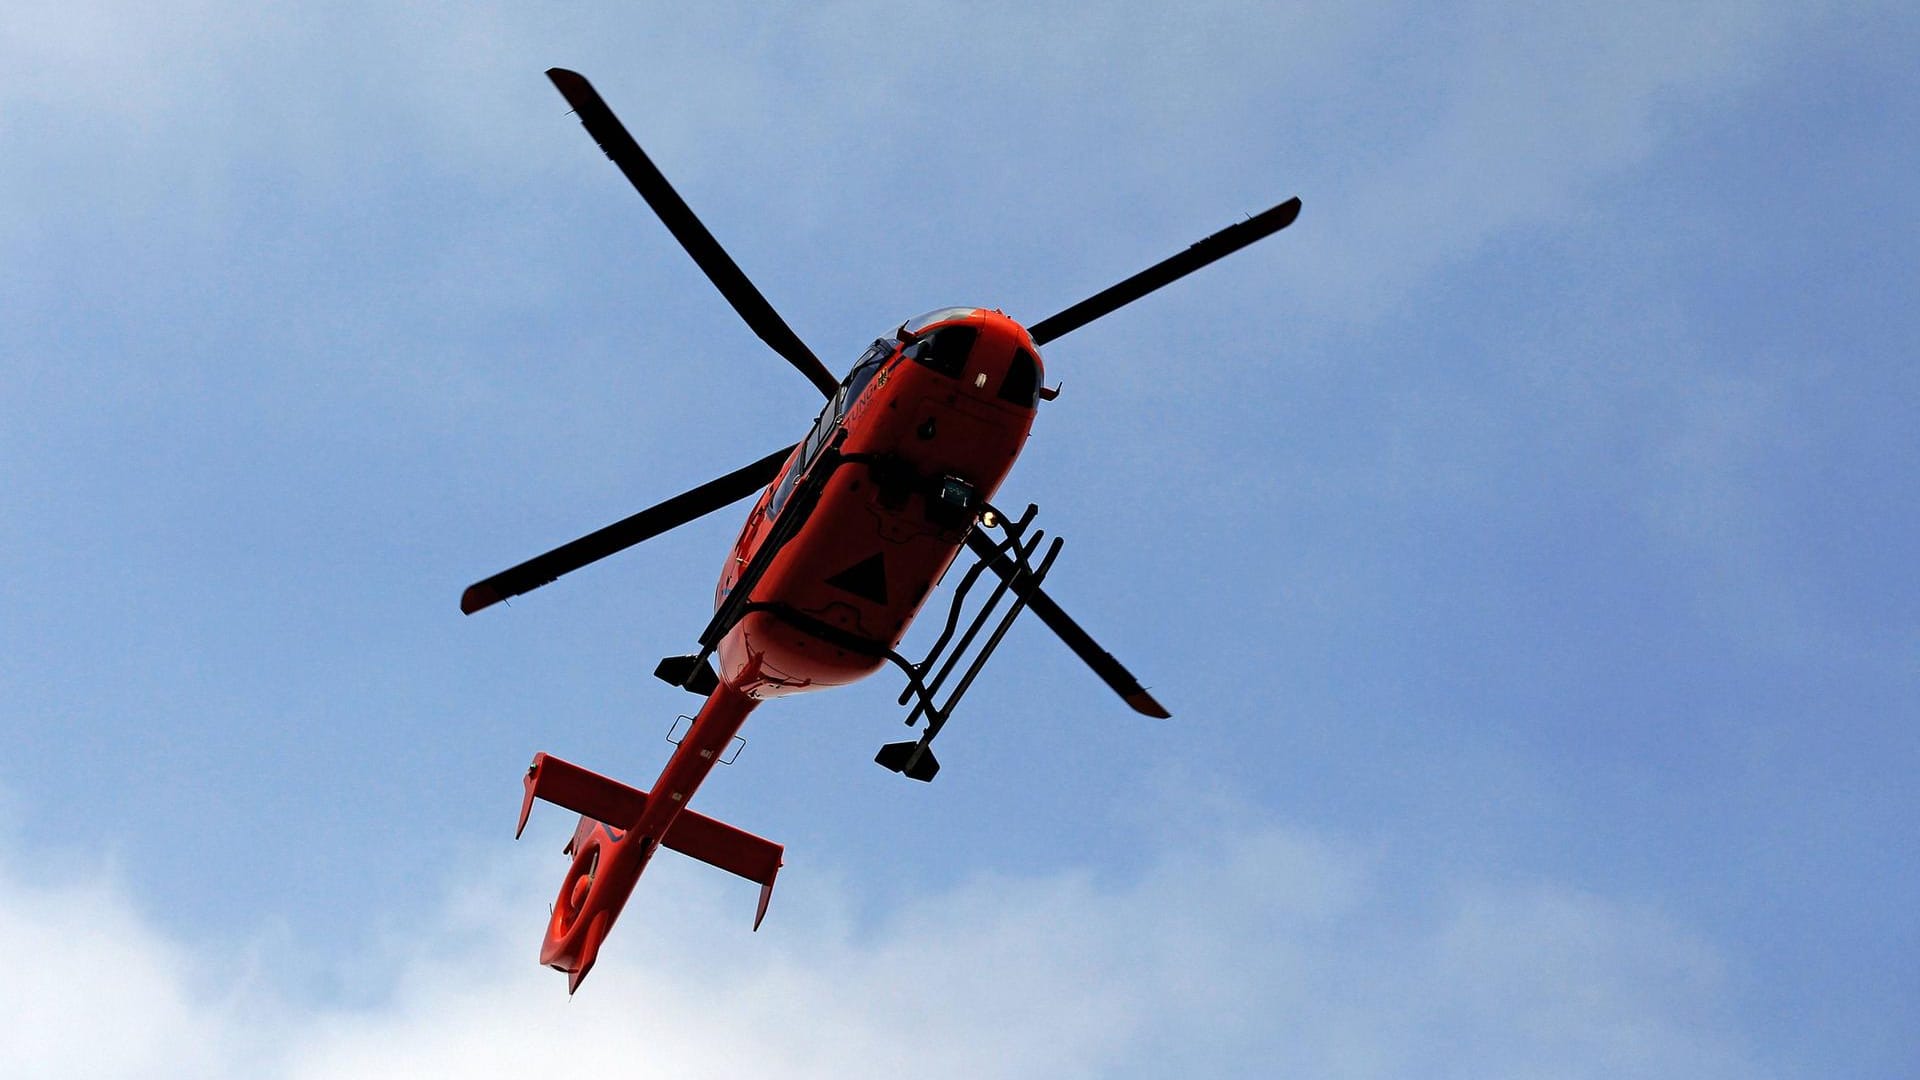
[3,2,1916,1076]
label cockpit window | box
[999,346,1040,406]
[906,324,977,378]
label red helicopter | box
[463,68,1301,992]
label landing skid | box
[872,502,1059,781]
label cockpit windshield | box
[901,307,979,338]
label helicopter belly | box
[715,378,1035,698]
[716,474,973,697]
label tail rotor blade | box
[1026,196,1301,347]
[461,444,795,615]
[546,68,839,399]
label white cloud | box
[0,855,246,1077]
[0,820,1758,1079]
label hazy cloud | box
[1,817,1756,1079]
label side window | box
[803,392,839,462]
[844,339,892,407]
[767,453,801,517]
[769,396,836,518]
[768,338,896,519]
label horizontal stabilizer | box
[519,752,645,837]
[519,753,784,926]
[660,802,784,930]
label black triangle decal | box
[824,552,889,605]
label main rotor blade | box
[546,68,839,399]
[964,531,1171,718]
[461,444,795,615]
[1025,196,1302,347]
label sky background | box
[3,2,1916,1076]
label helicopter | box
[463,68,1301,992]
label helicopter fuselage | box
[529,307,1045,988]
